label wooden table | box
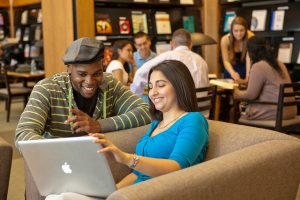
[7,71,45,87]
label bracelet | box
[129,154,139,169]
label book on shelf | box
[103,46,112,70]
[270,10,285,31]
[134,0,148,2]
[21,10,28,25]
[29,9,38,23]
[131,11,148,34]
[37,9,42,23]
[155,42,171,55]
[96,13,113,34]
[183,16,195,32]
[277,42,293,64]
[180,0,194,4]
[34,26,42,41]
[223,11,236,32]
[24,44,30,58]
[209,79,238,90]
[23,27,30,41]
[30,45,40,58]
[0,13,4,25]
[158,0,170,3]
[16,28,22,42]
[250,9,267,31]
[0,27,4,40]
[119,16,131,34]
[155,12,171,34]
[297,50,300,64]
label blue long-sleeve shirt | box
[133,112,209,183]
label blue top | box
[133,112,209,183]
[223,52,246,79]
[133,51,157,69]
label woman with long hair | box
[221,16,254,82]
[106,40,136,85]
[234,36,297,120]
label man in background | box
[133,31,156,69]
[131,28,209,96]
[15,37,151,145]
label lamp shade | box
[191,32,217,46]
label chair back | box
[196,85,217,120]
[0,66,11,95]
[276,82,300,130]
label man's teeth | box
[83,87,94,91]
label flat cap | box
[63,37,104,65]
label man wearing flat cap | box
[15,37,151,144]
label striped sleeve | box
[15,81,51,147]
[100,79,152,132]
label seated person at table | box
[46,60,209,200]
[15,37,151,145]
[233,36,297,120]
[133,31,156,69]
[106,40,136,85]
[221,16,254,83]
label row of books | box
[223,8,287,32]
[15,26,42,42]
[96,11,195,35]
[18,9,42,25]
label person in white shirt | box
[106,40,137,85]
[130,28,209,96]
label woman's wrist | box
[125,153,140,169]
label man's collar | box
[173,46,189,51]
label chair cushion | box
[238,116,300,128]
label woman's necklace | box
[158,112,185,129]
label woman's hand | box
[90,133,132,166]
[231,71,241,81]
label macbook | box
[18,136,116,198]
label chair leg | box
[6,98,11,122]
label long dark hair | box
[111,40,132,73]
[229,16,249,63]
[147,60,198,121]
[247,36,282,75]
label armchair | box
[24,120,300,200]
[0,137,13,200]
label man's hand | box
[64,108,101,133]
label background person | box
[133,31,156,69]
[131,28,208,97]
[106,40,136,85]
[15,37,151,146]
[234,36,297,120]
[46,60,209,200]
[221,16,254,83]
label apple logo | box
[61,162,72,174]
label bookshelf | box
[93,0,202,53]
[13,3,43,69]
[0,8,9,41]
[219,0,300,82]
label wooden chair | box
[196,85,217,120]
[238,82,300,133]
[0,66,32,122]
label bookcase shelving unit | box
[93,0,202,52]
[13,3,43,69]
[219,0,300,82]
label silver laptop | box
[18,136,116,198]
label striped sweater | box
[15,72,151,144]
